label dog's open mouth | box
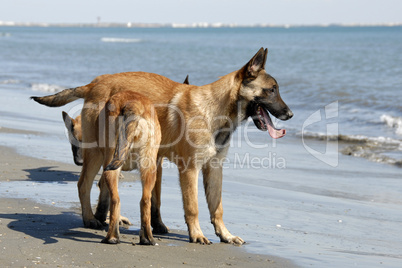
[252,104,286,139]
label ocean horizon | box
[1,20,402,28]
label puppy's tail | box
[31,84,92,107]
[104,108,144,171]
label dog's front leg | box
[202,162,245,245]
[179,166,211,244]
[94,174,110,224]
[95,173,132,226]
[78,148,104,229]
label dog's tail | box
[31,84,92,107]
[104,108,147,171]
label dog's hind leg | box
[151,157,169,234]
[179,166,211,245]
[139,162,157,245]
[101,168,122,244]
[202,161,245,245]
[78,148,104,229]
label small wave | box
[301,131,401,145]
[341,145,402,167]
[300,131,402,167]
[0,79,20,85]
[381,114,402,136]
[101,37,142,43]
[31,83,65,93]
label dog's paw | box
[229,236,245,245]
[101,237,120,244]
[139,227,156,245]
[139,236,156,246]
[83,218,105,229]
[220,234,245,245]
[119,215,132,226]
[190,235,212,245]
[152,222,169,234]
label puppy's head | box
[62,111,83,166]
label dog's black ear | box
[62,111,74,131]
[262,48,268,69]
[246,47,268,78]
[183,75,189,85]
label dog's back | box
[61,75,190,167]
[104,91,161,172]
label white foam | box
[300,130,401,145]
[381,114,402,136]
[299,131,402,166]
[101,37,142,43]
[0,79,19,84]
[31,83,65,93]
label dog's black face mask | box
[246,100,287,139]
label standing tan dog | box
[32,48,293,245]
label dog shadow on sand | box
[23,166,81,183]
[1,211,189,245]
[4,165,189,245]
[2,166,189,245]
[0,211,103,244]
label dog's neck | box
[188,70,245,138]
[203,71,242,115]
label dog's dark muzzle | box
[276,109,293,121]
[266,103,293,121]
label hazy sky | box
[1,0,400,25]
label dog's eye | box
[263,87,275,93]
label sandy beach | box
[0,143,295,267]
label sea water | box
[0,26,401,267]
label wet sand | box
[0,145,296,267]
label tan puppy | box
[66,90,160,244]
[32,48,293,245]
[100,91,161,245]
[62,112,83,165]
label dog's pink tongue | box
[261,108,286,139]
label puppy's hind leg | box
[139,166,157,245]
[101,169,122,244]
